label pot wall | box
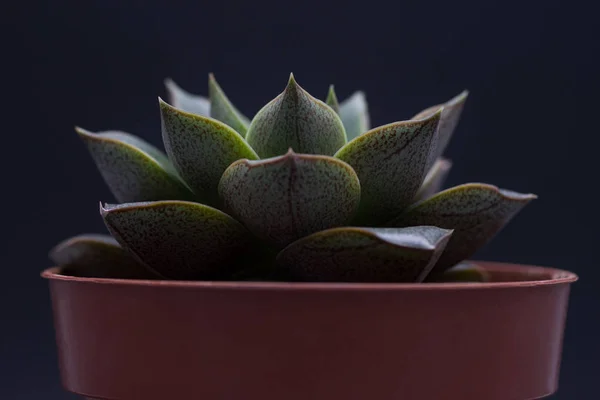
[44,261,576,400]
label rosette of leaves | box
[49,73,536,283]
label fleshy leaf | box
[425,262,491,283]
[101,201,252,280]
[412,90,468,159]
[218,150,361,248]
[49,234,159,279]
[76,128,195,203]
[164,78,210,117]
[208,74,250,137]
[413,158,453,202]
[334,110,442,225]
[389,183,537,273]
[245,74,347,158]
[159,98,259,206]
[339,91,370,141]
[325,85,340,113]
[276,226,453,282]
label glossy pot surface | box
[42,261,577,400]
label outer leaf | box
[76,128,195,203]
[339,91,370,141]
[164,78,210,117]
[325,85,340,113]
[276,226,453,282]
[425,262,491,283]
[389,183,537,273]
[159,98,259,206]
[245,74,347,158]
[335,110,442,225]
[208,74,250,137]
[101,201,252,280]
[412,90,468,159]
[413,158,453,202]
[49,234,160,279]
[218,150,361,248]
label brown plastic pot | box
[42,261,577,400]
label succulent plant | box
[49,73,536,283]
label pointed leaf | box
[389,183,537,273]
[425,262,491,283]
[245,74,347,158]
[339,91,370,141]
[164,78,210,117]
[76,128,195,203]
[101,201,252,280]
[276,226,452,282]
[413,158,453,202]
[335,110,442,225]
[325,85,340,113]
[49,234,159,279]
[159,98,259,206]
[218,150,361,248]
[208,74,250,136]
[412,90,468,159]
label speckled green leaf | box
[325,85,340,113]
[208,74,250,137]
[218,150,360,248]
[164,78,210,117]
[389,183,537,273]
[413,158,453,202]
[425,262,491,283]
[101,201,252,280]
[276,226,453,282]
[412,90,468,159]
[245,74,347,158]
[76,128,195,203]
[334,110,442,225]
[339,91,370,141]
[159,98,259,206]
[49,234,160,279]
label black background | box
[3,0,598,398]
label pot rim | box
[41,260,578,292]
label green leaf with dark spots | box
[218,150,361,248]
[339,91,370,141]
[76,128,195,203]
[208,74,250,136]
[49,234,160,279]
[412,90,468,159]
[413,158,453,202]
[276,226,453,282]
[101,201,253,280]
[159,98,259,206]
[389,183,537,273]
[335,110,442,225]
[425,262,491,283]
[164,78,210,117]
[325,85,340,113]
[245,74,347,158]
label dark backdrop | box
[3,0,597,398]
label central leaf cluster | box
[51,73,536,283]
